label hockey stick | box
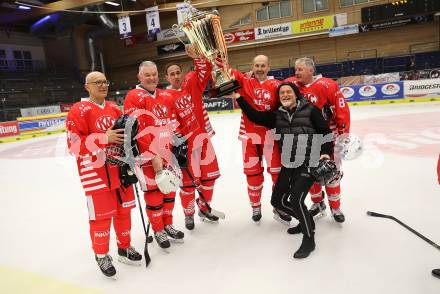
[367,211,440,250]
[181,166,225,219]
[134,183,153,267]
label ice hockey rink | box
[0,102,439,294]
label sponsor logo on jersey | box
[359,85,377,97]
[161,91,172,97]
[122,200,136,208]
[120,230,130,237]
[175,94,193,110]
[341,87,355,98]
[95,115,115,132]
[78,104,92,117]
[94,230,110,238]
[381,83,400,95]
[152,211,163,217]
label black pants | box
[270,166,315,237]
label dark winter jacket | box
[236,96,333,168]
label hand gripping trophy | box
[172,1,241,97]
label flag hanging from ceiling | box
[146,6,161,40]
[118,15,132,39]
[176,2,191,24]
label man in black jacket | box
[227,82,333,259]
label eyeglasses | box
[87,80,110,87]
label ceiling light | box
[105,1,120,6]
[18,5,31,10]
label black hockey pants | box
[270,166,315,237]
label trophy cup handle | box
[172,24,187,46]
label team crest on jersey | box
[304,93,318,104]
[152,104,168,119]
[95,115,115,131]
[253,88,272,109]
[175,94,193,110]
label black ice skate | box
[252,206,262,223]
[154,230,171,250]
[309,198,327,219]
[117,246,142,266]
[331,207,345,223]
[165,224,185,243]
[195,197,226,220]
[287,224,302,235]
[273,209,291,226]
[185,215,195,230]
[293,234,316,259]
[95,254,117,278]
[198,209,219,223]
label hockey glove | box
[172,134,189,168]
[120,163,138,187]
[155,166,182,194]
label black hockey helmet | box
[106,115,140,166]
[112,114,138,141]
[310,159,339,186]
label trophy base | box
[210,80,241,98]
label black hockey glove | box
[120,163,138,187]
[172,134,188,168]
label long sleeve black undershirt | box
[236,96,276,128]
[236,96,333,156]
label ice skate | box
[165,224,185,243]
[154,230,171,252]
[309,200,327,219]
[252,206,262,223]
[331,207,345,223]
[273,209,291,226]
[117,246,142,266]
[95,254,117,279]
[198,209,219,223]
[185,215,195,230]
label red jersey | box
[66,100,122,194]
[285,76,350,134]
[233,69,281,141]
[179,59,214,137]
[124,85,201,156]
[124,87,183,159]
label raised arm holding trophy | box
[172,1,240,97]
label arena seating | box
[269,50,440,81]
[1,50,440,122]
